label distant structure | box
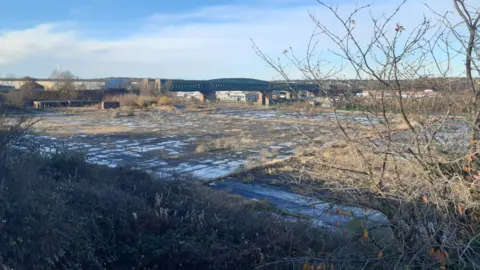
[0,84,14,91]
[216,91,258,102]
[175,92,202,100]
[142,78,161,91]
[104,78,131,90]
[356,89,440,99]
[0,76,330,105]
[21,80,45,91]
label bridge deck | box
[161,78,320,92]
[0,77,321,92]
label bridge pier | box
[258,91,272,106]
[306,91,316,97]
[285,91,299,100]
[285,92,292,100]
[199,91,216,102]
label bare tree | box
[50,69,77,96]
[255,0,480,268]
[140,81,155,96]
[163,80,173,94]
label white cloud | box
[0,0,457,79]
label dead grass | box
[110,111,120,119]
[104,94,138,107]
[136,96,157,107]
[390,119,421,131]
[157,96,172,106]
[35,121,134,135]
[103,94,161,108]
[214,137,234,149]
[260,148,272,160]
[0,149,341,269]
[234,156,297,178]
[195,143,207,153]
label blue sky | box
[0,0,461,79]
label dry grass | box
[110,111,120,119]
[104,94,160,108]
[35,121,134,135]
[0,149,342,269]
[195,143,207,153]
[236,156,296,177]
[157,96,172,106]
[214,137,233,149]
[104,94,138,107]
[260,148,272,160]
[136,96,157,107]
[0,112,353,269]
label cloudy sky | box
[0,0,459,80]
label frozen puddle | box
[213,179,387,231]
[190,162,244,180]
[216,110,381,125]
[174,159,246,180]
[26,134,251,182]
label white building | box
[217,91,247,102]
[217,91,258,102]
[175,91,258,102]
[175,92,202,100]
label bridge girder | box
[165,78,271,92]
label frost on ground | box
[28,107,462,231]
[30,107,333,180]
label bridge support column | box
[258,91,272,106]
[199,91,216,102]
[306,91,316,98]
[285,91,299,100]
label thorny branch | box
[254,0,480,268]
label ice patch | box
[213,180,387,228]
[156,171,173,178]
[213,159,230,165]
[180,164,209,172]
[123,151,142,157]
[191,166,239,180]
[278,142,294,147]
[227,160,244,166]
[127,142,140,146]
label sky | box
[0,0,463,80]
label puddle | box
[212,179,387,231]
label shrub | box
[135,96,145,107]
[0,147,338,269]
[104,94,138,107]
[195,143,207,153]
[6,89,31,106]
[111,111,120,118]
[157,96,171,106]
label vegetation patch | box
[0,137,338,269]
